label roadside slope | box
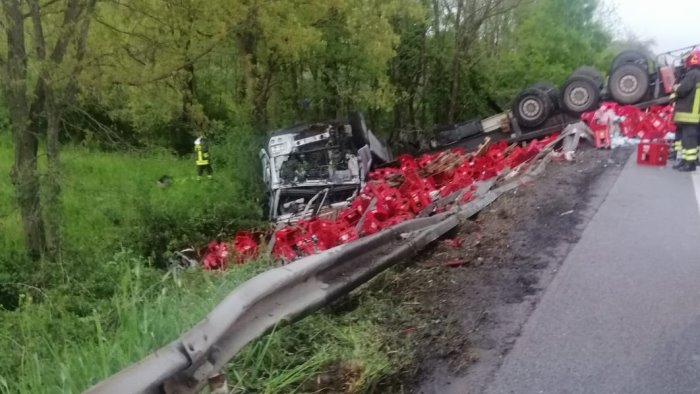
[411,147,630,394]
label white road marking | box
[692,172,700,214]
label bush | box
[136,178,264,266]
[134,127,266,266]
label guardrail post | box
[207,373,228,394]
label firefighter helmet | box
[684,49,700,68]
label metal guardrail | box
[86,131,572,394]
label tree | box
[2,0,97,260]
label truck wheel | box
[513,88,553,128]
[560,76,600,114]
[610,50,649,72]
[572,66,604,88]
[530,82,560,110]
[608,63,650,104]
[349,111,370,148]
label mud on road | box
[384,146,631,394]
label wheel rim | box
[520,98,542,120]
[569,85,591,108]
[619,74,639,94]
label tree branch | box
[63,0,97,105]
[94,16,159,44]
[22,0,59,18]
[27,0,46,60]
[118,29,232,86]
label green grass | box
[0,135,262,258]
[0,251,267,393]
[0,138,20,252]
[0,133,415,393]
[0,251,414,393]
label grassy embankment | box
[0,135,415,393]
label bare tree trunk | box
[3,0,46,260]
[182,62,198,121]
[419,2,439,128]
[28,0,95,260]
[431,0,441,38]
[253,61,275,128]
[44,97,62,257]
[448,0,465,123]
[180,6,200,130]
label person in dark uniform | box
[194,136,213,179]
[672,49,700,172]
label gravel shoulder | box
[388,146,631,394]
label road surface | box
[485,155,700,394]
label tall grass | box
[0,132,263,261]
[0,250,267,393]
[0,132,414,393]
[0,251,413,393]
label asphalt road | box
[485,155,700,394]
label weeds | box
[0,251,416,393]
[0,250,268,393]
[0,132,416,393]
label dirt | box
[302,360,366,393]
[382,145,632,393]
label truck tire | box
[560,75,600,114]
[349,111,370,148]
[572,66,604,88]
[610,50,649,72]
[435,119,484,146]
[608,63,650,104]
[530,82,560,110]
[513,88,554,128]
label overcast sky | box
[607,0,700,53]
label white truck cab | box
[260,113,391,223]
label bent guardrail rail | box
[86,130,572,394]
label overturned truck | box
[261,112,392,223]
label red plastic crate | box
[637,141,669,166]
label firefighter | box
[671,129,682,163]
[672,49,700,172]
[194,135,213,179]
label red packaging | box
[232,232,258,264]
[637,140,669,166]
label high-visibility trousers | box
[680,123,700,161]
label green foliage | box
[0,0,642,391]
[479,0,615,110]
[230,294,414,393]
[0,131,264,305]
[0,250,268,393]
[0,250,413,394]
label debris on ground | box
[582,103,676,149]
[442,259,469,268]
[199,103,676,270]
[558,122,593,161]
[391,146,632,393]
[441,238,465,248]
[202,232,260,270]
[202,134,561,269]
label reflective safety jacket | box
[673,68,700,124]
[194,137,210,166]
